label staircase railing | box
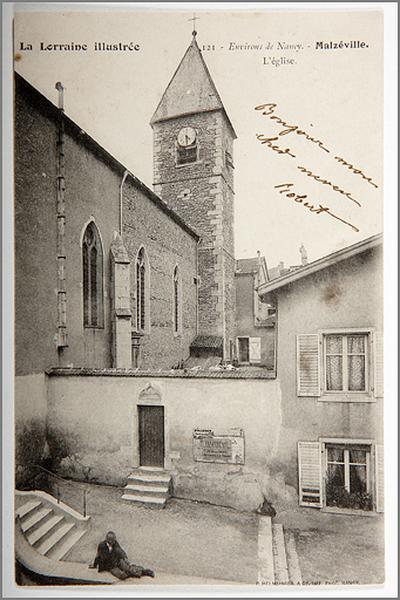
[22,464,90,517]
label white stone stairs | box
[258,517,302,585]
[15,490,90,562]
[121,467,172,507]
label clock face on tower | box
[177,127,196,147]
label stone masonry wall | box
[15,84,59,375]
[122,179,198,369]
[152,110,235,354]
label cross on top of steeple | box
[188,13,199,37]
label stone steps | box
[20,506,53,535]
[122,468,172,507]
[16,491,90,562]
[257,516,302,585]
[124,484,169,496]
[27,514,64,547]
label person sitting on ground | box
[92,531,155,580]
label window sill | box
[322,506,378,517]
[318,394,375,403]
[84,325,104,330]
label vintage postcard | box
[2,2,397,596]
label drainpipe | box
[195,238,200,336]
[119,170,129,236]
[55,82,67,349]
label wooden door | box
[138,405,165,467]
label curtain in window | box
[326,335,343,390]
[347,335,366,391]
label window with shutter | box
[297,334,321,396]
[298,441,322,507]
[375,444,384,512]
[313,328,379,402]
[324,443,373,511]
[324,333,368,392]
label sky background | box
[14,6,383,267]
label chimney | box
[55,81,65,111]
[299,243,308,266]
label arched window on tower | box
[173,265,182,335]
[82,221,103,327]
[135,247,150,332]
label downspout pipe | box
[55,82,67,349]
[195,238,200,336]
[119,170,129,236]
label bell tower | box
[150,31,236,359]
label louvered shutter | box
[373,331,384,398]
[298,441,322,507]
[297,334,321,396]
[249,337,261,363]
[375,444,384,513]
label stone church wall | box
[15,76,121,374]
[122,179,198,369]
[15,84,60,375]
[15,75,198,375]
[46,371,296,512]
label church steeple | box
[151,34,236,138]
[151,33,236,360]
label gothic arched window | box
[136,247,149,332]
[173,265,182,335]
[82,222,103,327]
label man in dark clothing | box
[93,531,155,580]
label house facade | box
[235,255,275,369]
[259,234,384,513]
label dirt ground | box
[60,480,259,584]
[55,480,385,586]
[278,505,385,585]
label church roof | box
[15,72,199,241]
[150,33,236,138]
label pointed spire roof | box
[151,33,236,138]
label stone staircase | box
[258,516,302,585]
[121,468,172,507]
[15,490,90,562]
